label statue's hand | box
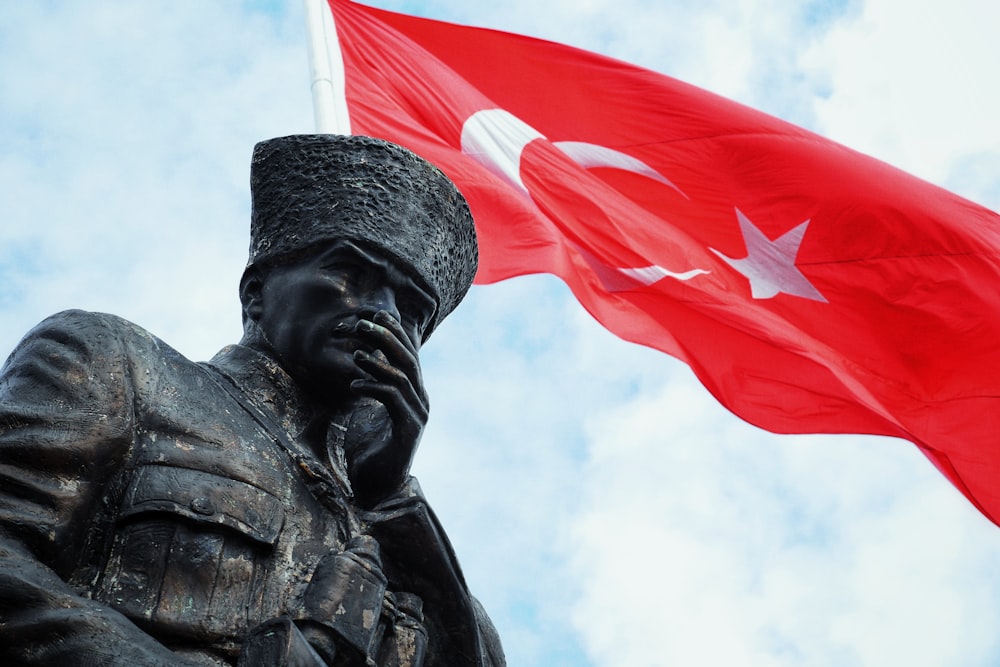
[346,309,428,506]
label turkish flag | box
[327,1,1000,524]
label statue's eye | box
[398,288,436,338]
[400,305,429,336]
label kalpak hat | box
[249,134,478,336]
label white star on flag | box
[711,209,827,303]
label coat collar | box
[207,344,320,450]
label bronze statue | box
[0,135,504,666]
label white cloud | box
[571,374,1000,666]
[803,0,1000,206]
[0,1,314,359]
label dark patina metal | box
[0,135,504,667]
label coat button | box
[190,497,214,516]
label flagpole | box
[303,0,351,134]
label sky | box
[2,1,999,666]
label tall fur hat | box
[249,134,478,335]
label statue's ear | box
[239,266,265,323]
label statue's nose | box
[358,285,400,322]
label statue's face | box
[251,239,437,401]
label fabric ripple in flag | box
[326,0,1000,525]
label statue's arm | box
[0,311,193,665]
[366,478,506,667]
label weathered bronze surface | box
[0,135,504,666]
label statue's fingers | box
[355,319,420,377]
[350,378,428,427]
[351,352,428,416]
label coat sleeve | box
[0,310,195,666]
[364,478,506,667]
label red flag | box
[327,0,1000,524]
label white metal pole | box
[303,0,351,134]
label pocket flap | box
[120,464,285,546]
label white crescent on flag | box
[460,108,707,285]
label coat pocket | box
[120,464,285,546]
[97,464,285,640]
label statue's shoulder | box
[27,308,138,334]
[36,309,172,342]
[7,310,180,373]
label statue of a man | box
[0,135,504,666]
